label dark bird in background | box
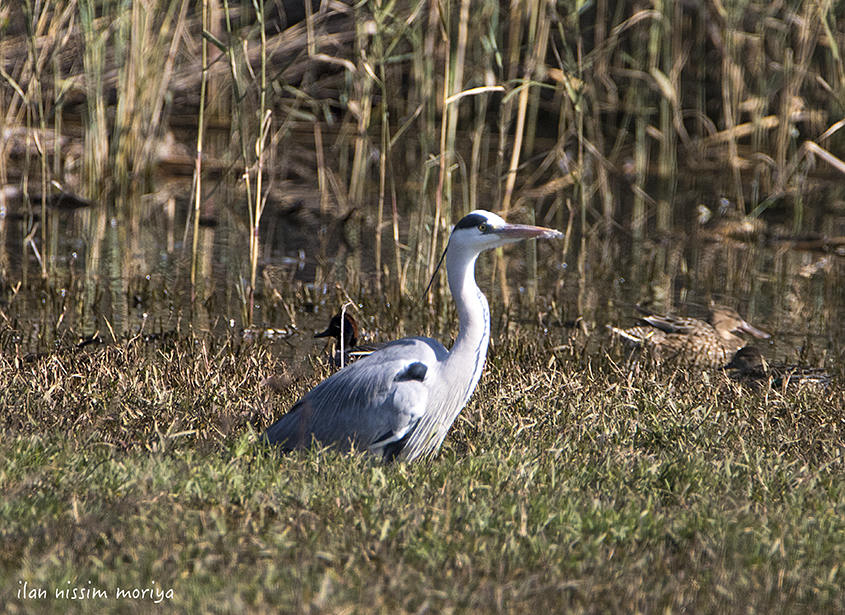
[724,346,831,391]
[314,312,385,367]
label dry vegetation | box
[2,0,845,613]
[1,334,844,613]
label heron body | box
[608,305,769,367]
[263,210,561,461]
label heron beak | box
[494,223,563,241]
[738,322,770,339]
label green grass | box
[2,337,844,614]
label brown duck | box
[609,305,770,367]
[724,346,831,390]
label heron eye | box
[478,223,489,232]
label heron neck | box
[445,246,490,375]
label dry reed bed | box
[2,1,844,317]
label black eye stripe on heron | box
[453,212,490,230]
[262,210,562,462]
[421,213,497,301]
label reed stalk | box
[469,90,489,215]
[376,30,404,300]
[428,0,452,286]
[496,0,524,210]
[469,0,500,218]
[191,0,211,303]
[820,0,844,118]
[216,0,257,325]
[447,0,471,217]
[553,2,588,267]
[414,2,437,296]
[575,37,588,319]
[500,0,533,215]
[77,0,108,190]
[0,4,8,258]
[0,83,6,281]
[523,0,550,166]
[247,0,271,328]
[652,0,676,233]
[720,6,746,212]
[371,4,387,296]
[50,9,70,184]
[17,1,48,279]
[303,0,332,241]
[78,0,109,321]
[352,2,427,299]
[349,3,374,209]
[526,206,537,305]
[498,0,540,307]
[631,17,649,248]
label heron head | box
[450,210,562,253]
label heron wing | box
[369,361,429,459]
[263,337,445,455]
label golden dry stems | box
[0,0,843,309]
[190,0,210,300]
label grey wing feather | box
[263,337,445,455]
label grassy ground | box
[1,334,843,614]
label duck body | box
[609,305,770,368]
[724,346,832,391]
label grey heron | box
[263,210,561,461]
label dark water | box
[2,135,844,370]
